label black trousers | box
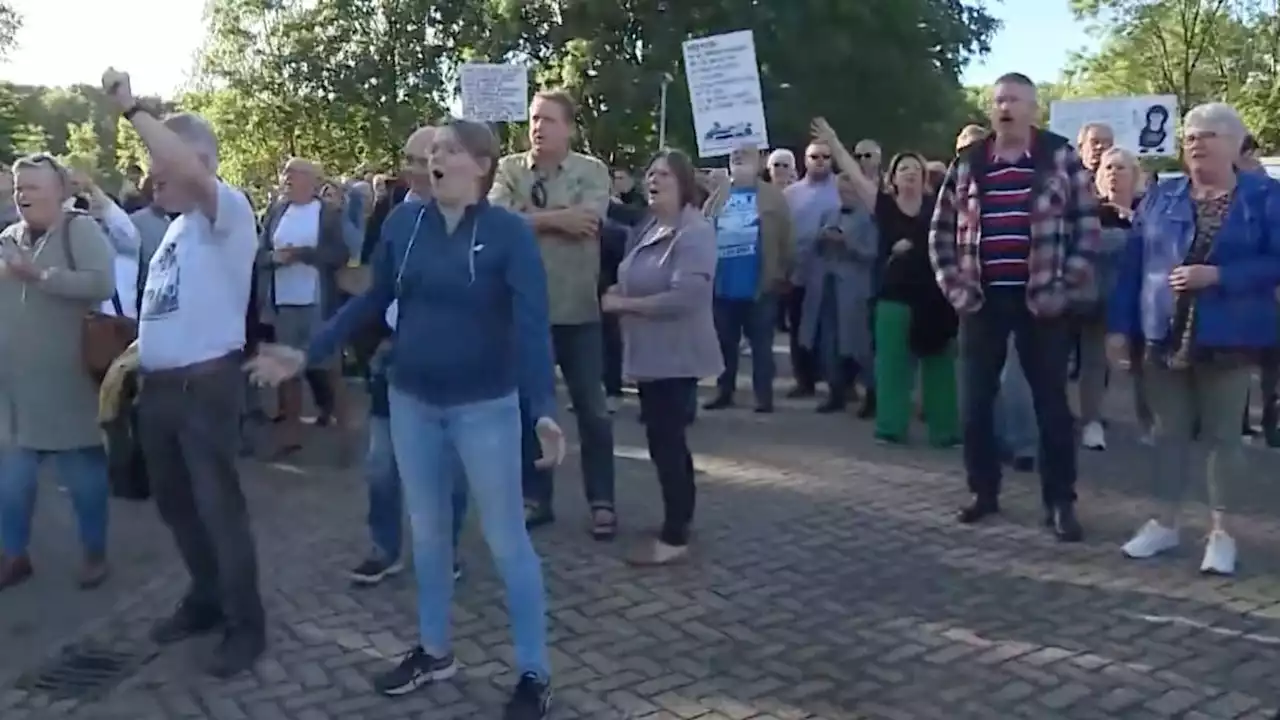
[138,353,265,637]
[785,287,817,390]
[637,378,697,546]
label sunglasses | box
[807,154,831,161]
[531,177,548,209]
[854,152,876,160]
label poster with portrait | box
[1049,95,1179,157]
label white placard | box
[681,30,769,158]
[1049,95,1179,157]
[460,63,529,123]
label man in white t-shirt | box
[100,68,265,679]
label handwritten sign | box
[1050,95,1179,157]
[682,30,769,158]
[460,64,529,123]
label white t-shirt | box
[137,181,258,370]
[101,255,139,318]
[271,200,322,306]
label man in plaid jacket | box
[929,72,1101,542]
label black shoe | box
[524,503,555,530]
[786,385,816,399]
[753,403,774,414]
[504,672,552,720]
[1050,505,1084,543]
[373,647,458,696]
[206,630,265,679]
[855,391,876,419]
[1011,456,1035,473]
[957,499,999,524]
[702,396,734,411]
[149,601,225,645]
[815,397,845,414]
[1042,506,1055,528]
[350,554,405,586]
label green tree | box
[113,115,148,174]
[62,120,103,175]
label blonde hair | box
[1076,122,1115,148]
[955,124,987,153]
[1094,146,1145,199]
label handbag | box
[103,372,150,501]
[59,214,138,382]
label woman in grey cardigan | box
[0,154,117,592]
[603,149,721,567]
[799,174,878,413]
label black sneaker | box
[149,601,225,645]
[504,672,552,719]
[373,647,457,696]
[206,630,265,679]
[349,554,405,585]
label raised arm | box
[812,117,877,211]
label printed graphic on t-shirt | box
[716,191,759,259]
[140,241,180,319]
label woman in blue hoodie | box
[1106,102,1280,577]
[246,119,562,720]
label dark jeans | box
[712,294,776,406]
[785,287,817,390]
[138,353,264,637]
[522,322,616,512]
[1260,347,1279,431]
[637,378,697,546]
[602,313,623,397]
[959,289,1076,508]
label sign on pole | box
[460,63,529,123]
[1049,95,1179,157]
[681,30,769,158]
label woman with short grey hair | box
[1106,102,1280,575]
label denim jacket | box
[1106,171,1280,349]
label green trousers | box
[873,300,959,444]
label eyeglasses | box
[531,177,548,209]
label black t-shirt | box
[874,191,935,303]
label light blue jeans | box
[996,339,1039,460]
[388,387,549,680]
[365,415,467,564]
[0,446,109,557]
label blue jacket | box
[308,198,556,420]
[1107,171,1280,348]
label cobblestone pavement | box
[3,374,1280,720]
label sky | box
[1,0,1093,97]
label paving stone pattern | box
[3,384,1280,719]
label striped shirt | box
[978,148,1035,286]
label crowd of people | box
[0,65,1278,720]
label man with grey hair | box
[101,68,265,678]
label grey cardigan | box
[617,206,724,382]
[0,212,116,450]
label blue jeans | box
[389,388,549,680]
[522,323,615,512]
[712,294,777,406]
[995,339,1039,460]
[960,289,1075,506]
[0,446,109,557]
[365,415,467,564]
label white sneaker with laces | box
[1200,530,1237,575]
[1121,519,1179,559]
[1081,421,1106,450]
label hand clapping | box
[243,343,307,387]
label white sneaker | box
[1121,519,1179,559]
[1081,421,1107,450]
[1138,426,1156,446]
[1200,530,1237,575]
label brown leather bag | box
[59,213,138,382]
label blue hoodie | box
[307,198,556,420]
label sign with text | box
[1050,95,1179,157]
[460,63,529,123]
[682,30,769,158]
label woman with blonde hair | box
[1084,147,1150,449]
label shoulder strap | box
[59,212,76,270]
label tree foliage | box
[1064,0,1280,149]
[178,0,998,191]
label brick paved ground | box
[3,370,1280,719]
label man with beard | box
[929,72,1100,542]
